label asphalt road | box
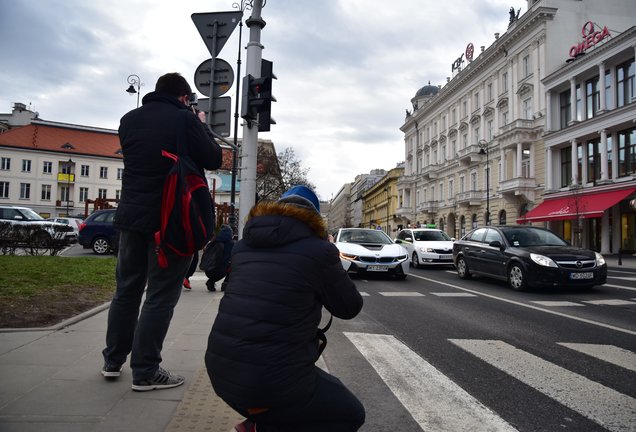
[324,265,636,432]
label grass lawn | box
[0,255,117,328]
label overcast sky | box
[0,0,527,200]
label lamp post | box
[126,74,142,108]
[384,187,390,234]
[66,158,73,216]
[478,140,490,225]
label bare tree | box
[256,146,315,201]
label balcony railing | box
[457,144,484,166]
[57,173,75,183]
[456,191,483,206]
[417,201,438,213]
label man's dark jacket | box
[115,91,222,233]
[205,201,363,409]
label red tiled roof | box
[0,122,122,159]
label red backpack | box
[154,112,215,268]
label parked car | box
[395,228,454,268]
[78,209,118,255]
[452,225,607,290]
[334,228,409,280]
[0,205,75,246]
[46,217,83,244]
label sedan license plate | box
[570,272,593,280]
[367,265,388,272]
[440,254,452,260]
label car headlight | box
[418,247,435,253]
[530,253,558,268]
[595,252,606,266]
[340,252,358,261]
[397,255,408,261]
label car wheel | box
[411,252,419,269]
[92,237,111,255]
[456,256,471,279]
[508,263,527,291]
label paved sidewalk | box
[0,271,242,432]
[0,256,633,432]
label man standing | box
[102,73,222,391]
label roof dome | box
[414,81,439,98]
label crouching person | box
[205,186,365,432]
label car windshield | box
[413,231,451,241]
[503,228,568,247]
[339,229,393,245]
[20,208,44,221]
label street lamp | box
[384,187,390,234]
[126,74,142,108]
[478,140,490,225]
[66,158,73,216]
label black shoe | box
[101,363,122,379]
[206,281,216,292]
[132,367,185,392]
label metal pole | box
[66,158,72,216]
[486,149,490,225]
[237,1,265,239]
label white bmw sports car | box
[334,228,409,280]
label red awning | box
[517,187,636,223]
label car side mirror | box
[489,240,503,249]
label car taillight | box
[79,222,86,232]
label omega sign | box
[569,21,611,58]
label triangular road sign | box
[192,11,242,57]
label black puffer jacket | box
[205,201,363,409]
[115,91,222,233]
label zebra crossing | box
[330,332,636,432]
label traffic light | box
[240,59,276,131]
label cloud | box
[0,0,527,200]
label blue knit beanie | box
[279,185,320,213]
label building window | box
[22,159,31,172]
[523,98,533,120]
[575,84,583,122]
[61,186,70,202]
[616,59,635,108]
[431,186,435,202]
[0,182,9,198]
[560,89,571,128]
[487,83,493,102]
[1,157,10,170]
[587,139,600,183]
[462,101,467,117]
[474,127,480,144]
[618,127,636,177]
[117,168,123,181]
[115,189,121,200]
[474,91,480,109]
[470,172,477,191]
[20,183,31,199]
[43,161,52,174]
[99,167,108,179]
[499,210,507,225]
[462,134,468,148]
[451,108,456,124]
[487,120,493,141]
[522,54,531,78]
[81,165,90,177]
[502,71,508,93]
[586,76,600,119]
[560,147,572,188]
[448,179,454,197]
[501,110,509,126]
[604,69,612,110]
[79,187,89,202]
[41,184,51,200]
[459,176,465,193]
[98,188,107,199]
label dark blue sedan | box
[78,209,119,255]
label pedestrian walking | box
[101,72,222,391]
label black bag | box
[199,241,224,273]
[316,314,333,356]
[154,112,215,268]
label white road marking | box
[450,339,636,432]
[359,291,370,296]
[558,343,636,372]
[530,301,584,307]
[408,273,636,336]
[431,292,478,297]
[582,299,636,306]
[316,355,329,372]
[603,284,636,292]
[379,292,425,297]
[344,332,517,432]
